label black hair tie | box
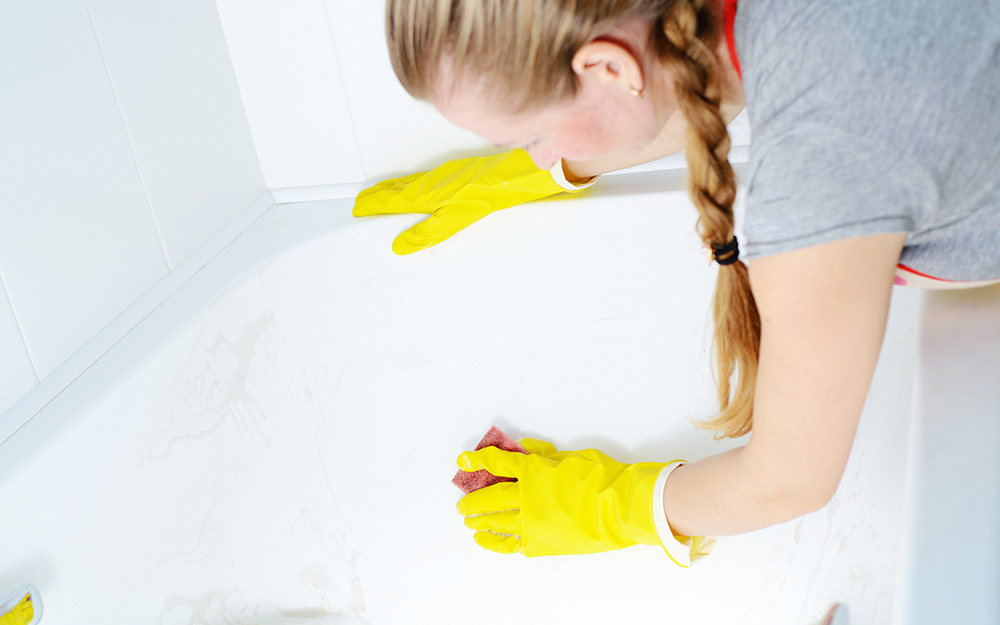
[712,236,740,266]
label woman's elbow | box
[759,479,839,525]
[795,485,838,517]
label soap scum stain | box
[155,586,348,624]
[347,553,368,617]
[785,485,887,624]
[85,434,272,618]
[79,304,296,620]
[132,307,278,468]
[109,499,360,624]
[290,507,379,625]
[155,586,255,625]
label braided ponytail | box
[386,0,761,438]
[658,0,760,438]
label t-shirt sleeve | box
[742,122,937,259]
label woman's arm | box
[662,232,907,537]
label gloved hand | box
[352,149,591,255]
[455,438,715,566]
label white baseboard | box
[266,145,751,206]
[270,181,366,204]
[0,190,276,446]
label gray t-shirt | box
[736,0,1000,280]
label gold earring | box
[629,86,644,99]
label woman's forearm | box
[661,445,823,538]
[663,236,904,540]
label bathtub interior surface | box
[0,174,920,625]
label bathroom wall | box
[0,0,265,416]
[214,0,494,193]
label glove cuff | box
[548,159,600,192]
[652,461,717,567]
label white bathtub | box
[0,170,925,624]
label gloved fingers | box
[519,438,558,457]
[352,172,428,216]
[456,481,519,516]
[473,530,521,555]
[519,438,576,462]
[567,447,625,467]
[391,201,493,255]
[457,446,529,479]
[463,509,520,534]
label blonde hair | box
[386,0,761,438]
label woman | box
[354,0,1000,565]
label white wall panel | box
[215,0,365,189]
[323,0,496,181]
[0,288,36,415]
[0,1,168,379]
[87,0,266,268]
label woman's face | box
[434,79,665,170]
[432,31,678,170]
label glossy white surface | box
[88,0,266,268]
[0,1,167,380]
[0,174,919,624]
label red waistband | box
[897,263,952,282]
[724,0,741,79]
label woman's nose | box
[525,143,559,170]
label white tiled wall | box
[322,0,498,179]
[0,1,168,381]
[215,0,367,190]
[87,0,265,268]
[0,1,265,414]
[214,0,524,191]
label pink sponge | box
[452,426,529,494]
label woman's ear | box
[571,40,645,95]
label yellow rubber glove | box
[456,438,715,565]
[352,149,590,255]
[0,585,38,625]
